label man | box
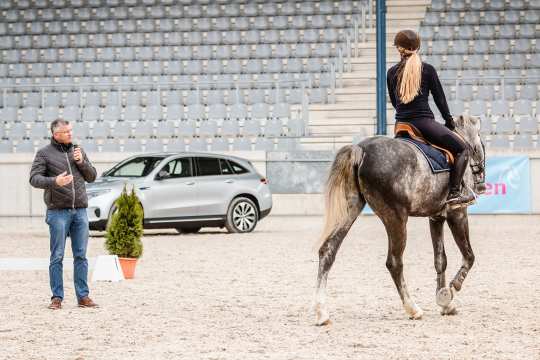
[29,119,98,310]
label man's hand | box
[73,147,83,164]
[55,171,73,187]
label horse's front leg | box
[429,216,457,315]
[442,208,475,314]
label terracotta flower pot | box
[118,257,138,279]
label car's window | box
[197,157,221,176]
[163,157,193,178]
[106,156,165,177]
[229,160,249,174]
[219,158,234,175]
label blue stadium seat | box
[513,134,534,150]
[189,137,207,151]
[82,106,101,122]
[489,134,510,148]
[469,100,487,116]
[232,137,252,151]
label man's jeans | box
[46,208,90,301]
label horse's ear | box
[456,115,465,127]
[461,114,479,128]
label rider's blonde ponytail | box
[396,47,422,104]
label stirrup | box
[446,192,476,209]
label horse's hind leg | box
[430,216,457,315]
[444,209,475,311]
[313,195,363,326]
[383,213,423,320]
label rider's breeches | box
[398,118,469,191]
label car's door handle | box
[185,181,195,185]
[139,186,150,190]
[225,179,234,184]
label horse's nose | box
[475,182,487,195]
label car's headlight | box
[87,189,112,200]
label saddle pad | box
[398,137,450,173]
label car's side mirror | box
[156,170,171,180]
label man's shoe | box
[78,296,99,308]
[446,190,476,209]
[48,297,62,310]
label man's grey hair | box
[50,118,70,134]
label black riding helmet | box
[394,30,421,52]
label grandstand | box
[421,0,540,151]
[0,0,372,153]
[0,0,538,153]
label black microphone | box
[73,143,81,161]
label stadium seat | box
[489,134,510,148]
[210,137,229,151]
[189,137,207,151]
[232,137,252,151]
[517,115,538,134]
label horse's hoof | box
[408,308,424,320]
[436,287,453,307]
[440,302,458,316]
[316,318,332,326]
[315,305,331,326]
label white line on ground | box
[0,258,96,271]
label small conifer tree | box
[105,186,143,258]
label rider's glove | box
[445,117,456,131]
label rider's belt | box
[394,122,455,165]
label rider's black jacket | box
[387,62,453,127]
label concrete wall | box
[1,149,539,218]
[270,150,540,215]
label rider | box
[387,29,471,207]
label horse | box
[313,115,486,325]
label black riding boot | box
[446,149,475,208]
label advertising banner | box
[468,156,531,214]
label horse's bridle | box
[455,129,486,187]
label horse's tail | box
[315,145,364,252]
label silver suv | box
[86,152,272,233]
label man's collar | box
[51,138,73,151]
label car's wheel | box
[175,226,201,234]
[225,197,258,233]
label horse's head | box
[453,115,486,195]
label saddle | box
[394,122,455,165]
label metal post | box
[337,47,344,88]
[361,7,367,43]
[376,0,387,135]
[330,62,336,104]
[353,17,359,57]
[301,82,308,136]
[78,86,83,121]
[369,0,374,29]
[346,35,352,72]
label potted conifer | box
[105,186,143,279]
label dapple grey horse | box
[313,115,486,325]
